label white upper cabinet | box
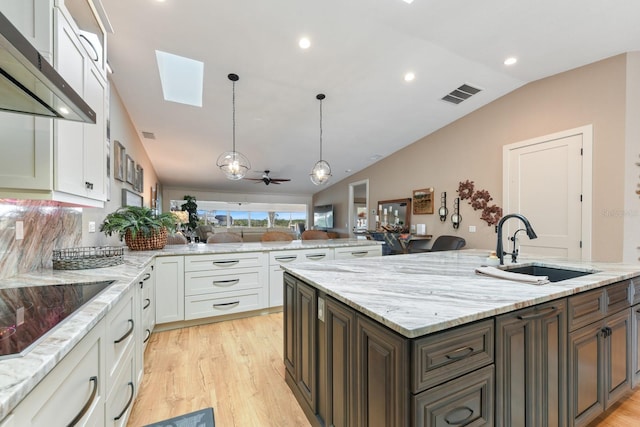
[0,1,109,206]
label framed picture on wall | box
[135,164,144,192]
[413,188,434,214]
[126,155,135,185]
[114,140,125,182]
[122,188,143,207]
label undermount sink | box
[501,264,597,283]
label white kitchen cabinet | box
[155,256,185,324]
[104,285,135,396]
[0,3,107,206]
[269,248,333,307]
[633,303,640,387]
[104,346,136,427]
[184,252,268,320]
[11,320,106,426]
[135,264,155,386]
[333,245,382,260]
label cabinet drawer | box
[568,288,606,331]
[412,319,494,393]
[105,347,136,427]
[334,245,382,259]
[185,252,265,272]
[569,281,632,331]
[185,269,262,296]
[412,364,494,427]
[269,248,333,265]
[105,288,135,395]
[185,289,266,320]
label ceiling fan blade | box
[271,178,291,182]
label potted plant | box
[100,206,176,250]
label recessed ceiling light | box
[299,37,311,49]
[403,0,414,4]
[369,154,382,161]
[504,57,517,66]
[404,72,415,82]
[345,169,352,173]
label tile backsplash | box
[0,200,82,280]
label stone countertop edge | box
[281,249,640,339]
[0,238,377,420]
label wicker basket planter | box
[124,227,168,251]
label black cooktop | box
[0,280,115,358]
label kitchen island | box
[282,250,640,427]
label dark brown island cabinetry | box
[284,273,495,427]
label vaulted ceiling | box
[102,0,640,195]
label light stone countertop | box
[0,238,377,421]
[282,249,640,338]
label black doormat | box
[143,407,215,427]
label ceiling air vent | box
[441,83,482,105]
[141,131,156,139]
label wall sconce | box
[451,197,461,229]
[439,192,448,222]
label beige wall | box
[82,82,159,247]
[315,54,631,262]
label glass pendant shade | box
[217,150,251,180]
[310,93,331,186]
[218,73,250,180]
[310,160,331,185]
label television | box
[313,204,334,229]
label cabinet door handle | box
[113,382,135,421]
[306,253,326,260]
[67,376,98,427]
[213,301,240,310]
[444,406,474,425]
[78,33,99,62]
[213,260,240,267]
[445,346,474,360]
[516,306,557,320]
[114,319,134,344]
[143,329,152,343]
[275,256,298,262]
[84,181,93,190]
[142,273,151,281]
[350,251,369,257]
[143,298,151,310]
[212,279,240,287]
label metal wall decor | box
[439,192,448,222]
[451,197,461,229]
[412,188,434,214]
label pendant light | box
[217,73,251,180]
[310,93,332,185]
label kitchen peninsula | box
[282,250,640,427]
[0,238,380,425]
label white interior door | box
[503,126,592,261]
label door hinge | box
[580,148,583,155]
[580,194,583,202]
[580,241,583,248]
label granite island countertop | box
[282,249,640,339]
[0,238,378,420]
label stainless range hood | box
[0,11,96,123]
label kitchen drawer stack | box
[184,252,269,320]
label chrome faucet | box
[496,214,538,265]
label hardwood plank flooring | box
[127,313,311,427]
[128,312,640,426]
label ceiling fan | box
[246,170,291,185]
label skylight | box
[155,50,204,107]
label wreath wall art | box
[457,179,503,226]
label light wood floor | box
[128,312,640,426]
[127,312,311,427]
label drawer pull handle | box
[444,406,474,425]
[114,319,134,344]
[114,382,135,421]
[350,251,369,256]
[213,301,240,310]
[67,376,98,426]
[143,298,151,310]
[213,279,240,287]
[306,254,326,260]
[517,306,557,320]
[142,273,151,281]
[144,329,152,343]
[445,346,474,360]
[213,260,240,266]
[275,256,298,262]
